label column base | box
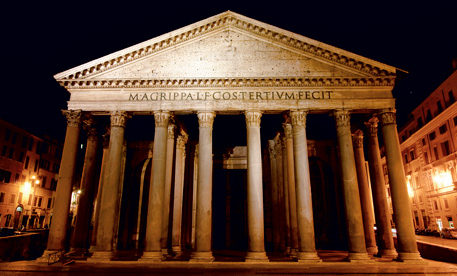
[138,251,163,262]
[366,246,378,255]
[396,252,424,263]
[189,251,214,262]
[289,248,298,259]
[378,248,398,259]
[87,251,113,262]
[35,250,59,263]
[297,251,321,263]
[245,251,269,262]
[347,252,374,263]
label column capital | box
[282,123,293,139]
[333,110,350,129]
[110,111,129,128]
[365,117,379,137]
[268,140,276,158]
[379,109,397,126]
[154,111,170,128]
[352,129,364,149]
[176,133,188,150]
[82,115,97,138]
[62,110,82,127]
[197,111,215,128]
[290,110,308,126]
[245,111,262,127]
[167,124,176,140]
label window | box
[434,146,439,160]
[37,197,42,207]
[47,198,52,209]
[8,148,14,159]
[34,160,38,172]
[449,90,456,104]
[444,198,449,209]
[28,194,32,205]
[404,153,409,163]
[426,110,432,122]
[437,101,443,113]
[429,131,436,141]
[410,150,416,161]
[4,129,10,141]
[18,192,23,204]
[11,133,17,145]
[18,152,24,162]
[0,169,11,183]
[434,200,438,210]
[41,176,47,188]
[10,194,16,204]
[424,152,429,164]
[28,139,34,151]
[1,145,6,156]
[21,136,28,148]
[0,192,5,203]
[441,141,451,156]
[24,156,29,169]
[33,197,37,206]
[422,138,426,146]
[439,124,448,134]
[15,173,19,182]
[50,179,57,191]
[417,117,424,128]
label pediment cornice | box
[61,76,395,89]
[55,11,397,82]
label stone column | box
[290,110,320,262]
[161,123,176,255]
[245,111,268,262]
[90,128,110,251]
[191,111,215,262]
[283,122,299,257]
[365,117,397,258]
[268,140,280,252]
[281,135,291,255]
[140,111,170,262]
[172,132,188,256]
[333,110,370,261]
[379,109,422,262]
[39,110,81,259]
[352,129,377,255]
[90,111,128,261]
[274,135,286,253]
[71,116,100,255]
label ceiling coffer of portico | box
[55,11,397,89]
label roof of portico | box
[54,11,397,90]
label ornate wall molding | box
[365,117,379,137]
[62,109,82,127]
[197,111,215,128]
[60,76,395,89]
[333,110,350,129]
[352,129,364,149]
[379,109,396,126]
[290,110,308,126]
[110,111,129,128]
[245,111,262,127]
[153,111,170,128]
[61,13,393,81]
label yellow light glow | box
[31,175,36,180]
[406,176,414,198]
[35,180,40,184]
[432,169,454,192]
[21,181,32,195]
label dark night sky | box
[1,1,456,141]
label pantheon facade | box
[40,11,422,263]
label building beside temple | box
[0,119,62,230]
[392,70,457,232]
[38,11,422,263]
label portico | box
[40,11,421,263]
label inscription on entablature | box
[129,90,332,101]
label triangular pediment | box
[55,11,397,87]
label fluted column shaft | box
[43,110,81,254]
[352,130,377,255]
[172,133,188,254]
[333,110,369,261]
[290,110,320,262]
[245,111,268,262]
[274,136,286,253]
[91,111,128,260]
[365,117,397,258]
[191,111,215,262]
[141,111,169,261]
[268,140,280,251]
[380,109,421,261]
[72,117,100,253]
[281,136,291,254]
[283,122,299,256]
